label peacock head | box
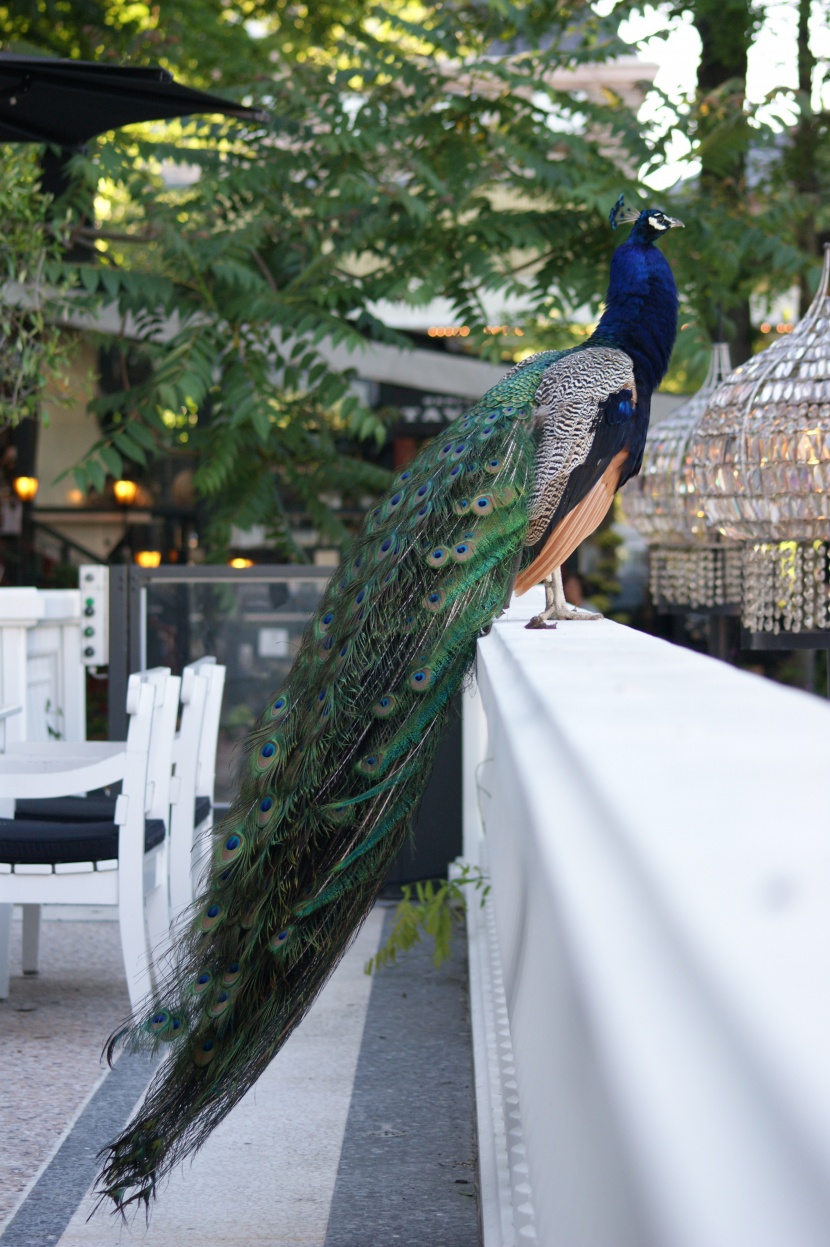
[610,195,683,243]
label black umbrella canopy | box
[0,53,267,147]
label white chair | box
[9,665,180,968]
[0,669,180,1007]
[169,658,225,918]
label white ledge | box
[468,587,830,1247]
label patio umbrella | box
[0,53,267,147]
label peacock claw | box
[525,615,557,630]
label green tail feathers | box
[97,359,550,1212]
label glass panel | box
[144,573,327,801]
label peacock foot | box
[553,606,603,621]
[525,604,602,627]
[527,570,603,626]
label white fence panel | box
[467,587,830,1247]
[0,589,40,748]
[25,590,85,742]
[0,588,85,746]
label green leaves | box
[0,146,73,427]
[364,866,490,975]
[4,1,662,545]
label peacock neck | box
[588,240,678,397]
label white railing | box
[0,588,85,747]
[25,590,85,742]
[464,587,830,1247]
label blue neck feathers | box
[589,235,678,396]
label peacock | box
[97,195,681,1211]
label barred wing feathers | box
[515,345,637,593]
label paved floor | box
[0,908,131,1229]
[0,905,479,1247]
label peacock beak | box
[666,216,684,229]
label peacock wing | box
[514,346,637,594]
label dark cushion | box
[17,794,213,825]
[0,818,166,865]
[194,795,212,825]
[16,795,117,822]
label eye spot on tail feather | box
[373,694,397,717]
[409,667,433,692]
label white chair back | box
[193,657,225,803]
[168,658,226,920]
[141,667,181,826]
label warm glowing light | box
[428,324,526,339]
[113,479,138,505]
[427,326,471,338]
[760,322,771,333]
[13,476,38,502]
[134,550,162,568]
[66,488,84,506]
[229,557,254,569]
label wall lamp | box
[134,550,162,568]
[13,475,38,502]
[113,479,138,505]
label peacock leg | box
[525,573,558,629]
[550,565,602,620]
[525,567,602,628]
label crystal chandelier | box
[622,341,740,608]
[647,545,744,612]
[624,342,732,545]
[687,246,830,634]
[688,246,830,544]
[742,539,830,634]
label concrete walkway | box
[0,905,479,1247]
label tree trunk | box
[693,0,755,361]
[790,0,819,314]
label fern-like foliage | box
[4,2,663,547]
[364,866,490,976]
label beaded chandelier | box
[688,246,830,635]
[742,539,830,634]
[688,246,830,544]
[623,341,733,545]
[622,341,740,608]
